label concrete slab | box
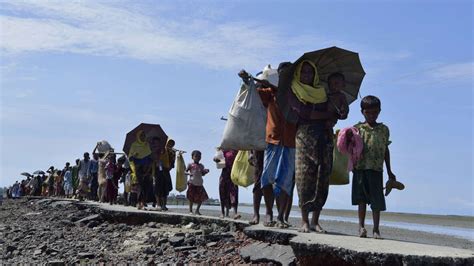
[245,225,474,265]
[240,242,296,265]
[29,197,474,265]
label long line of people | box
[6,53,403,239]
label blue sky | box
[1,0,472,215]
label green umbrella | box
[277,46,365,123]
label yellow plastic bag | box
[329,132,350,185]
[175,153,187,192]
[129,161,138,184]
[231,151,255,187]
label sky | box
[0,0,472,216]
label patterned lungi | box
[296,123,334,212]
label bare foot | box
[373,230,382,239]
[233,214,241,220]
[263,214,274,227]
[298,222,311,233]
[249,215,259,225]
[195,211,202,216]
[314,224,327,234]
[220,214,225,219]
[359,228,367,238]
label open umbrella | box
[33,170,45,175]
[277,46,365,123]
[21,172,32,177]
[123,123,168,159]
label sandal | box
[249,220,259,225]
[277,221,289,229]
[263,221,276,227]
[385,179,405,196]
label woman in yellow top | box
[128,130,152,210]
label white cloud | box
[0,1,288,69]
[0,0,411,71]
[430,62,474,81]
[14,88,34,98]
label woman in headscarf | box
[128,130,152,210]
[288,60,345,233]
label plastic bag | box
[230,151,255,187]
[329,132,350,185]
[175,153,187,192]
[220,77,267,151]
[214,150,226,169]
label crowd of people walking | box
[6,47,403,239]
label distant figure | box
[155,138,176,211]
[214,149,239,219]
[128,130,152,210]
[347,95,398,239]
[54,170,63,197]
[77,152,92,201]
[63,165,74,198]
[47,166,55,197]
[97,154,108,202]
[12,181,20,198]
[105,154,118,204]
[120,157,132,206]
[185,150,209,215]
[89,153,99,201]
[71,159,80,197]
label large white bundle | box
[96,140,113,153]
[220,77,267,151]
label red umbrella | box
[123,123,168,159]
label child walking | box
[186,150,209,215]
[349,95,398,239]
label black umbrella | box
[33,170,45,175]
[21,172,32,177]
[277,46,365,123]
[123,123,168,159]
